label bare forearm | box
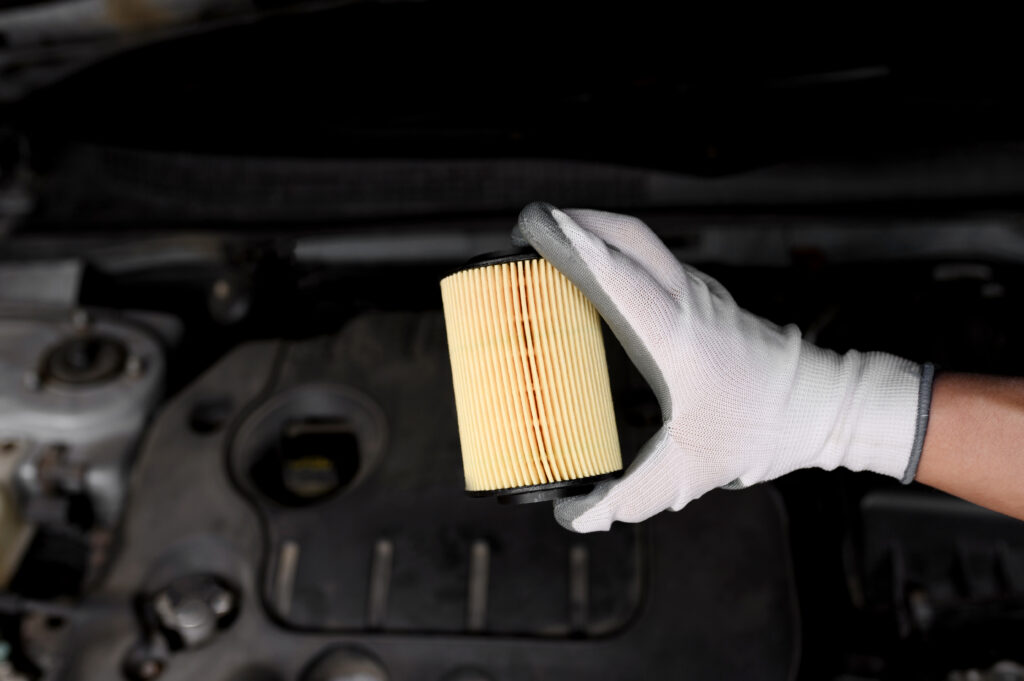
[916,373,1024,520]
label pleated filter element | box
[440,251,622,504]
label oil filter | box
[441,250,622,504]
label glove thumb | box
[553,428,684,532]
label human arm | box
[916,373,1024,521]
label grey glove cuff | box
[901,362,936,485]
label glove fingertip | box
[516,201,571,251]
[509,223,529,247]
[552,483,617,533]
[554,501,612,533]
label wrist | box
[778,347,927,480]
[840,353,930,479]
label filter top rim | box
[443,247,540,280]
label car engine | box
[2,3,1024,680]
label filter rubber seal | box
[444,247,540,279]
[466,471,622,505]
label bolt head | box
[209,589,234,616]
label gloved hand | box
[516,202,935,533]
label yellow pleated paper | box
[441,257,622,492]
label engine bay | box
[2,221,1024,679]
[3,3,1024,678]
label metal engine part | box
[44,311,798,681]
[0,306,165,585]
[151,574,238,650]
[302,647,389,681]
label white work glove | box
[516,202,935,533]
